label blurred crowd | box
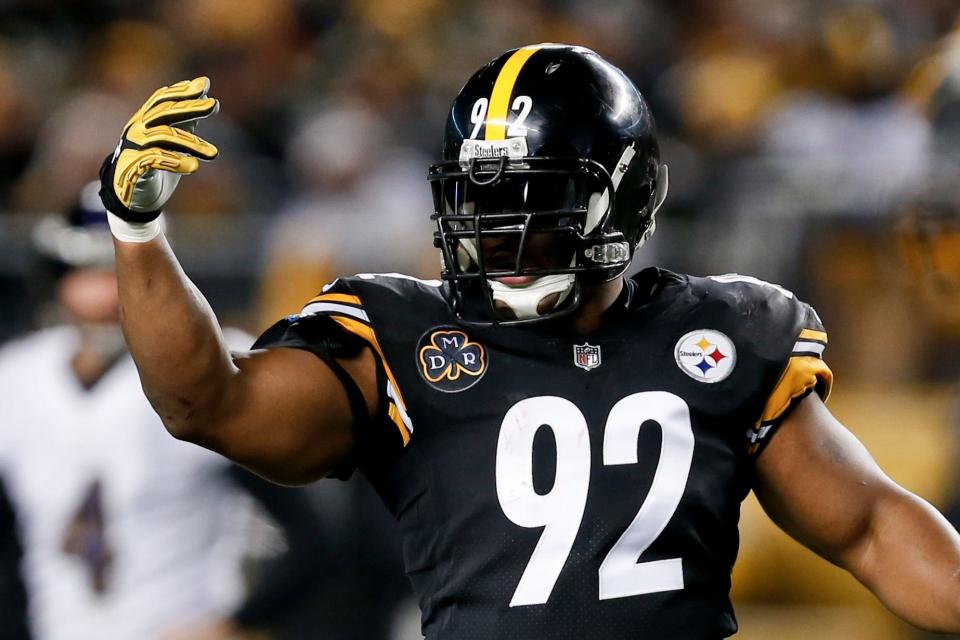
[0,0,955,334]
[1,0,960,639]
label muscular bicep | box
[187,344,379,486]
[753,392,898,567]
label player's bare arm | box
[102,78,377,484]
[755,393,960,632]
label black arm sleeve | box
[252,313,402,478]
[252,313,377,479]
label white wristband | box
[107,211,163,243]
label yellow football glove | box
[99,77,219,223]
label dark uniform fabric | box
[0,476,29,640]
[254,268,832,640]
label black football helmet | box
[429,43,667,325]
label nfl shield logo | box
[573,343,601,371]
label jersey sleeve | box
[746,302,833,456]
[252,278,413,476]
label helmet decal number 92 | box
[506,95,533,137]
[469,98,488,139]
[468,96,534,140]
[495,392,694,606]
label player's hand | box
[99,76,219,223]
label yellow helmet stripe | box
[485,45,543,141]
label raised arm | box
[101,78,376,485]
[754,392,960,632]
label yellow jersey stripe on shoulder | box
[307,292,362,306]
[485,45,542,141]
[328,315,412,446]
[757,355,833,428]
[799,328,828,343]
[747,355,833,454]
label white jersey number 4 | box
[495,392,694,607]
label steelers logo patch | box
[674,329,736,383]
[416,328,488,392]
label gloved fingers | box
[125,125,219,160]
[142,77,211,112]
[124,77,212,130]
[141,97,219,129]
[113,148,201,207]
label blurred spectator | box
[258,98,436,324]
[0,47,39,208]
[901,24,960,640]
[10,88,129,215]
[9,19,272,219]
[10,20,183,214]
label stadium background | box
[0,0,959,638]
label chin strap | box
[489,272,576,320]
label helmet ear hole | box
[611,160,654,245]
[636,185,652,213]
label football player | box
[99,45,960,638]
[0,183,338,640]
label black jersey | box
[254,268,832,640]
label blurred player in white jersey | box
[0,182,332,640]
